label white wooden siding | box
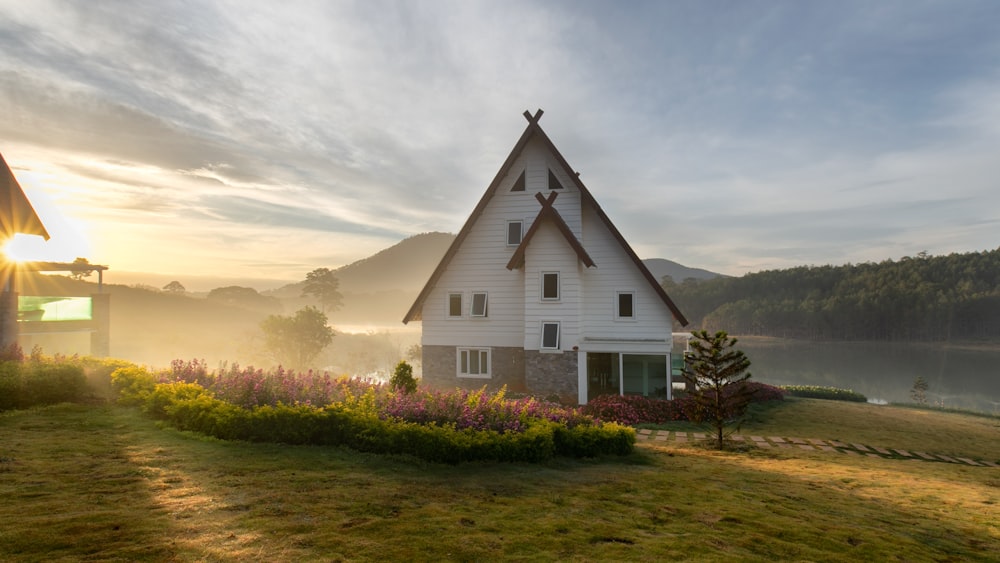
[578,202,673,352]
[420,132,671,355]
[523,221,583,351]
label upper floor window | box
[548,168,563,190]
[616,291,635,320]
[507,220,523,246]
[511,170,526,192]
[471,292,488,317]
[541,272,560,301]
[447,292,463,318]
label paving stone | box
[956,457,982,466]
[808,439,828,446]
[776,443,793,448]
[866,453,882,458]
[980,460,999,468]
[841,449,860,455]
[799,444,816,451]
[830,440,848,448]
[819,446,836,452]
[637,429,652,435]
[692,433,707,439]
[730,436,744,441]
[873,447,893,456]
[674,436,688,442]
[913,451,938,460]
[756,441,772,448]
[674,432,688,438]
[788,437,808,445]
[769,436,787,443]
[750,436,767,442]
[936,455,959,463]
[852,443,872,452]
[893,449,913,457]
[654,435,668,441]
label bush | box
[390,360,417,394]
[110,366,159,406]
[581,383,785,425]
[0,359,89,411]
[780,385,867,402]
[0,362,23,411]
[115,370,634,463]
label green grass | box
[1,401,998,561]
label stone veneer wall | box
[524,350,579,403]
[421,345,526,392]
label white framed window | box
[506,220,523,246]
[447,292,463,318]
[540,321,561,350]
[541,272,560,301]
[616,291,635,320]
[471,292,488,317]
[458,347,491,378]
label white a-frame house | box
[404,110,688,404]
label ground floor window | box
[586,352,669,402]
[458,347,490,378]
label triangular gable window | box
[548,169,563,190]
[511,170,526,192]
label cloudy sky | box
[1,0,998,290]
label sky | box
[1,0,999,291]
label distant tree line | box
[664,248,1000,341]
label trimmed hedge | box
[582,382,785,425]
[780,385,867,402]
[0,360,89,411]
[113,366,635,463]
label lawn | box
[1,400,998,561]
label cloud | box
[1,0,999,281]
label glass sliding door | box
[586,352,619,402]
[622,354,669,399]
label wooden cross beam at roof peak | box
[534,190,558,207]
[522,109,544,124]
[506,191,595,270]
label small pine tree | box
[681,330,755,449]
[390,360,418,394]
[910,376,929,404]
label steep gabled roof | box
[0,153,50,240]
[506,191,594,270]
[403,110,688,326]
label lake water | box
[734,338,1000,414]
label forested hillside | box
[665,249,1000,341]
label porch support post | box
[577,349,587,405]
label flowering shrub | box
[118,359,635,462]
[380,386,593,433]
[582,382,785,425]
[160,360,372,409]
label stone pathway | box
[634,429,1000,468]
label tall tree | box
[162,280,186,294]
[69,257,95,281]
[682,330,755,449]
[259,306,334,370]
[301,268,343,313]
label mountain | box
[264,232,722,325]
[266,232,455,325]
[642,258,727,283]
[267,231,455,298]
